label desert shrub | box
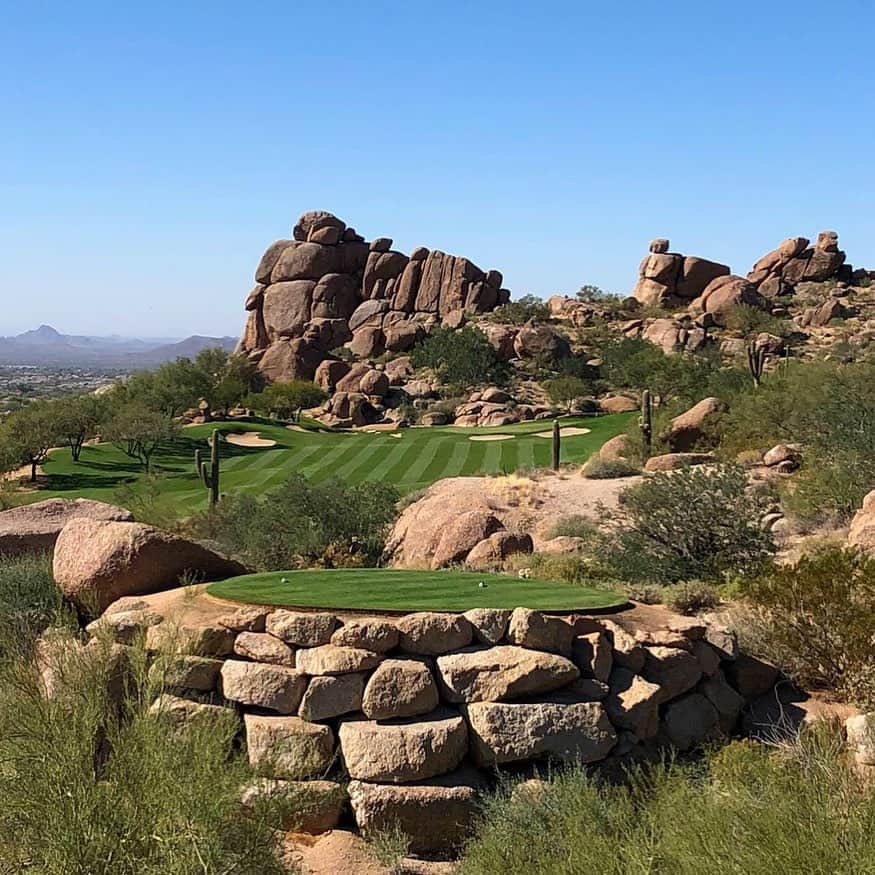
[460,726,874,874]
[721,360,875,524]
[581,456,640,479]
[663,580,721,615]
[0,553,68,659]
[543,375,593,409]
[621,582,664,604]
[411,326,510,391]
[195,473,399,570]
[600,464,775,583]
[486,294,550,325]
[722,304,791,337]
[545,515,598,540]
[741,547,875,708]
[247,379,327,420]
[0,641,290,873]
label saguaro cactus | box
[747,341,767,388]
[196,429,220,506]
[639,389,653,458]
[552,419,561,471]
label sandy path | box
[534,426,591,438]
[469,434,514,441]
[225,432,277,448]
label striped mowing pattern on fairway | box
[35,414,634,514]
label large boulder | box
[245,713,336,779]
[431,510,505,569]
[53,519,246,615]
[849,489,875,555]
[361,658,439,720]
[513,323,571,360]
[298,673,366,722]
[667,397,727,452]
[604,667,661,738]
[347,767,483,854]
[220,660,307,714]
[338,710,468,783]
[465,700,616,766]
[396,613,473,655]
[690,275,767,325]
[0,498,133,558]
[436,645,579,703]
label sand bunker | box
[534,426,592,438]
[286,424,308,433]
[469,434,515,442]
[225,431,277,448]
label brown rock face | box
[436,645,579,703]
[465,700,616,766]
[0,498,133,558]
[348,768,483,854]
[338,710,468,783]
[747,230,847,294]
[667,397,727,452]
[53,518,246,615]
[237,211,510,399]
[849,489,875,556]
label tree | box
[411,326,510,391]
[248,381,327,420]
[543,375,593,410]
[103,403,177,472]
[576,284,620,303]
[0,403,61,482]
[54,395,107,462]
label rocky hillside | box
[234,217,875,430]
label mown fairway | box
[208,568,625,611]
[35,414,631,515]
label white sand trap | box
[469,434,515,442]
[534,426,592,438]
[286,424,308,433]
[225,431,277,448]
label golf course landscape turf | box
[207,568,625,612]
[32,413,633,515]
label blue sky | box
[1,1,873,338]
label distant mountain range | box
[0,325,238,367]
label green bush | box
[663,580,721,615]
[194,473,399,570]
[722,304,791,337]
[0,553,68,659]
[720,360,875,524]
[247,380,327,420]
[545,515,598,540]
[486,294,550,325]
[0,640,291,873]
[741,547,875,709]
[600,464,775,583]
[460,727,874,874]
[411,326,510,392]
[581,456,640,479]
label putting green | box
[207,568,625,613]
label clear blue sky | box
[2,1,873,338]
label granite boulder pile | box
[237,211,511,383]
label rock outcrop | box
[747,231,848,298]
[632,239,730,308]
[849,489,875,556]
[53,518,246,615]
[237,211,511,383]
[0,498,133,557]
